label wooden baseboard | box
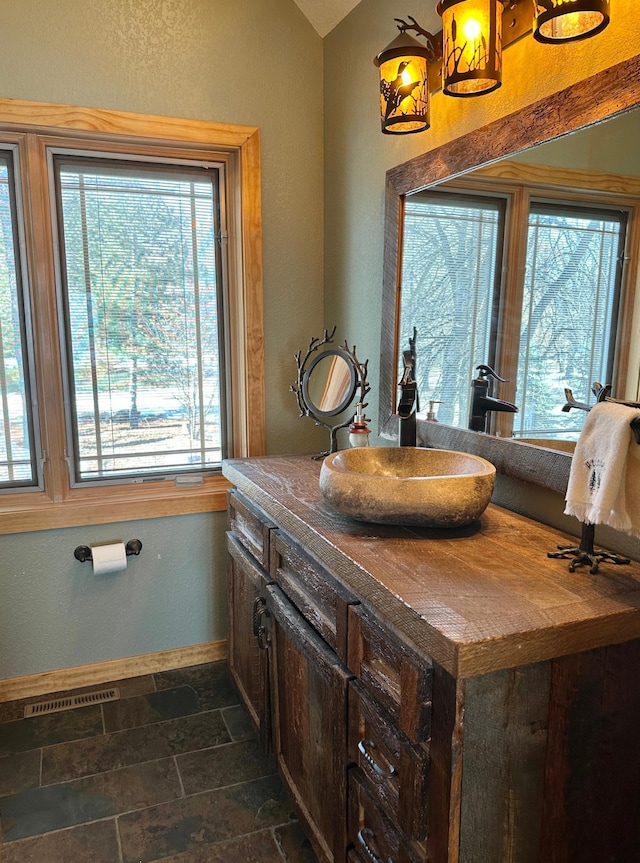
[0,639,228,703]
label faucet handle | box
[476,364,508,383]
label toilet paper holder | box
[74,539,142,563]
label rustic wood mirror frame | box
[378,54,640,495]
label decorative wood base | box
[0,639,228,703]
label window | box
[55,157,226,484]
[399,167,635,442]
[0,101,264,534]
[0,148,39,489]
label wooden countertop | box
[223,455,640,678]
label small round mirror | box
[302,350,357,417]
[291,327,370,456]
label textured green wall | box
[0,514,227,677]
[0,0,324,679]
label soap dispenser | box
[426,400,442,421]
[348,402,371,447]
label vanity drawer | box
[228,490,274,569]
[348,680,429,841]
[347,605,432,744]
[270,529,356,661]
[348,769,425,863]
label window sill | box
[0,474,231,534]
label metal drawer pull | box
[252,596,265,636]
[357,828,393,863]
[358,739,397,778]
[256,610,271,649]
[252,598,271,650]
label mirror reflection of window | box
[400,179,630,442]
[516,203,626,440]
[399,192,504,428]
[307,354,353,414]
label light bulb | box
[463,17,482,40]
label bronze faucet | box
[469,365,518,433]
[398,328,419,446]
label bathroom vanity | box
[223,455,640,863]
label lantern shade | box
[533,0,610,43]
[438,0,503,97]
[374,33,430,134]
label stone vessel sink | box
[319,446,496,528]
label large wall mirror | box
[379,54,640,494]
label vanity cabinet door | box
[226,531,272,750]
[266,582,352,863]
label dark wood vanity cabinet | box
[227,487,428,863]
[225,457,640,863]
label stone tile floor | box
[0,661,318,862]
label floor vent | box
[24,687,120,717]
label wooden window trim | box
[0,99,265,534]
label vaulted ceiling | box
[292,0,363,37]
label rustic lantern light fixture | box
[374,0,612,134]
[533,0,610,43]
[438,0,504,96]
[374,24,435,134]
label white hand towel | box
[564,401,640,537]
